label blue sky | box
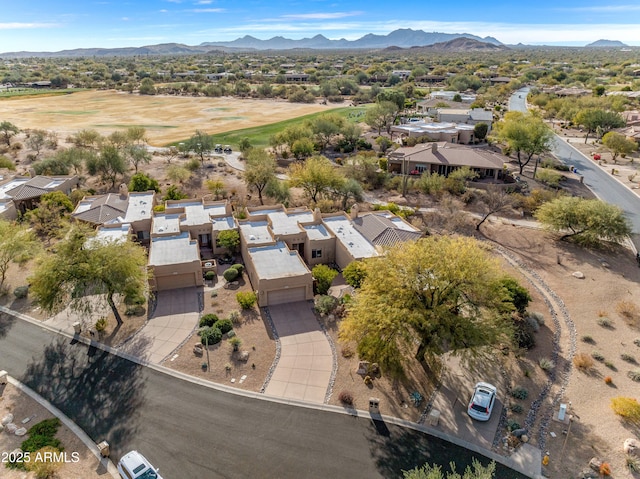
[2,1,640,52]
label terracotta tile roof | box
[389,142,504,169]
[5,176,76,200]
[352,213,422,247]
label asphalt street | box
[510,88,640,250]
[0,313,528,479]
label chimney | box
[350,203,359,220]
[119,183,129,199]
[313,207,322,222]
[431,143,438,154]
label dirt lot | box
[0,90,333,146]
[0,382,108,479]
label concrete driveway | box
[119,287,200,364]
[264,301,334,404]
[428,355,504,450]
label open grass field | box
[0,90,337,146]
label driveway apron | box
[264,302,333,404]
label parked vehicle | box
[117,450,163,479]
[467,382,497,421]
[214,144,223,153]
[223,145,232,154]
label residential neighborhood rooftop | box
[149,232,200,266]
[0,176,29,199]
[152,213,182,235]
[123,191,154,223]
[323,215,379,260]
[268,210,315,236]
[239,220,274,246]
[248,241,311,280]
[302,223,332,241]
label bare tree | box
[475,185,515,231]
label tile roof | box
[352,213,422,247]
[72,193,128,224]
[390,142,504,169]
[5,176,75,200]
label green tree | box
[339,237,516,377]
[166,164,192,184]
[291,137,315,160]
[163,185,188,200]
[125,126,147,146]
[238,137,252,154]
[87,145,127,188]
[26,191,73,241]
[403,459,496,479]
[342,261,367,289]
[0,121,19,146]
[475,185,515,231]
[25,129,48,159]
[535,196,631,246]
[216,230,240,253]
[30,226,149,325]
[69,129,102,150]
[125,144,151,173]
[333,178,363,210]
[376,89,406,110]
[128,172,160,192]
[265,179,291,204]
[573,108,625,143]
[602,131,637,163]
[0,155,16,170]
[243,148,277,205]
[187,130,213,165]
[473,123,489,141]
[139,77,156,95]
[365,101,399,135]
[289,156,345,203]
[308,113,345,152]
[0,220,38,291]
[205,177,225,200]
[312,264,338,295]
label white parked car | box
[117,450,163,479]
[467,382,497,421]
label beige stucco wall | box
[149,260,203,290]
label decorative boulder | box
[238,350,250,362]
[357,361,369,376]
[572,271,585,279]
[5,423,17,434]
[1,414,13,426]
[588,457,602,472]
[193,344,203,356]
[624,438,639,456]
[14,427,26,436]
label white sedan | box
[467,382,497,421]
[117,450,163,479]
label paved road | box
[0,314,529,479]
[511,87,640,250]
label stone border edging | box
[4,375,120,479]
[259,306,282,393]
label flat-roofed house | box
[148,231,204,291]
[387,142,505,179]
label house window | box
[312,249,322,259]
[137,230,150,240]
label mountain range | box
[1,29,503,58]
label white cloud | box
[122,17,130,22]
[0,22,58,30]
[189,8,225,13]
[196,0,213,4]
[556,4,640,13]
[279,12,363,20]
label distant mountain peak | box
[586,39,628,47]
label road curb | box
[1,304,541,478]
[4,375,120,479]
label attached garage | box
[266,287,306,306]
[155,272,198,291]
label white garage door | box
[155,273,197,291]
[266,287,306,306]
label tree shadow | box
[21,336,147,449]
[0,311,16,339]
[365,422,529,478]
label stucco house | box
[1,174,79,216]
[387,142,505,179]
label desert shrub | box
[591,351,605,362]
[627,454,640,472]
[186,158,200,171]
[511,386,528,400]
[510,404,524,414]
[200,326,222,345]
[226,330,236,338]
[13,285,28,299]
[539,357,555,371]
[342,260,367,289]
[621,353,637,364]
[535,168,563,188]
[0,155,16,170]
[199,313,219,328]
[600,462,612,476]
[315,295,338,315]
[204,271,216,281]
[341,346,354,358]
[338,390,354,405]
[513,318,536,350]
[213,318,233,334]
[228,310,241,325]
[28,418,61,437]
[597,317,614,329]
[530,312,545,326]
[635,338,640,347]
[95,317,107,332]
[611,397,640,423]
[500,277,532,313]
[236,291,257,309]
[617,300,640,324]
[605,361,617,370]
[230,263,244,274]
[26,445,63,479]
[628,370,640,382]
[525,315,540,333]
[573,353,594,371]
[229,336,242,351]
[312,264,338,295]
[506,420,521,432]
[21,419,62,454]
[223,267,239,282]
[581,335,595,344]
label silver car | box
[117,450,163,479]
[467,382,497,421]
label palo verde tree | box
[0,220,38,292]
[0,121,19,146]
[30,226,149,325]
[535,196,631,246]
[602,131,637,163]
[243,148,277,205]
[339,236,517,377]
[187,130,214,165]
[573,108,625,143]
[288,156,345,203]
